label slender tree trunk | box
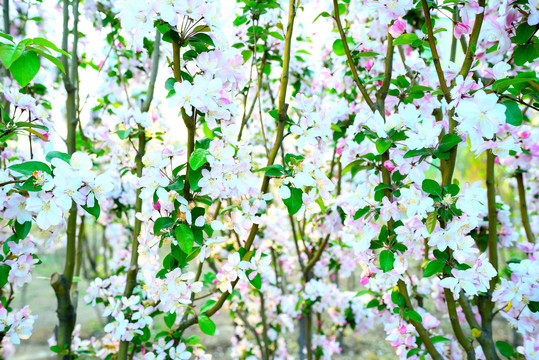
[50,0,80,358]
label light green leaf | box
[198,314,216,336]
[332,39,345,56]
[189,148,210,171]
[393,33,419,46]
[10,51,40,87]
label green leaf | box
[198,314,216,336]
[186,335,200,345]
[528,301,539,313]
[391,289,405,307]
[248,271,262,289]
[175,224,194,254]
[433,249,449,261]
[0,32,13,42]
[9,161,51,175]
[190,33,214,47]
[46,151,71,164]
[201,299,216,313]
[0,264,9,288]
[30,37,69,55]
[164,311,176,328]
[10,51,40,87]
[496,341,515,358]
[153,217,174,234]
[393,33,419,45]
[313,11,330,23]
[423,259,445,277]
[438,134,461,153]
[0,42,25,68]
[282,186,303,216]
[513,43,538,66]
[332,39,345,56]
[354,206,370,220]
[268,31,284,41]
[422,179,442,197]
[503,101,522,126]
[492,76,537,92]
[81,202,100,220]
[189,148,210,171]
[32,50,64,73]
[379,250,395,272]
[405,310,422,322]
[512,23,536,44]
[255,164,285,177]
[404,148,431,158]
[356,51,379,57]
[116,129,131,140]
[14,121,48,131]
[342,159,373,177]
[431,336,451,344]
[375,138,392,154]
[426,210,437,234]
[14,221,31,240]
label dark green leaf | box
[164,311,176,328]
[0,265,9,287]
[405,310,422,322]
[81,202,100,220]
[438,134,461,153]
[282,186,303,216]
[503,101,523,126]
[496,341,515,358]
[153,217,174,234]
[14,221,31,240]
[175,224,194,255]
[422,179,442,197]
[423,259,445,277]
[514,43,538,66]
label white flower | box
[25,194,63,230]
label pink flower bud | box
[360,276,369,285]
[336,146,344,155]
[398,325,407,334]
[389,20,407,38]
[42,132,51,141]
[519,130,531,139]
[153,201,161,211]
[365,59,374,71]
[453,23,470,39]
[384,160,395,172]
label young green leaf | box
[198,313,216,336]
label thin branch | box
[332,0,377,112]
